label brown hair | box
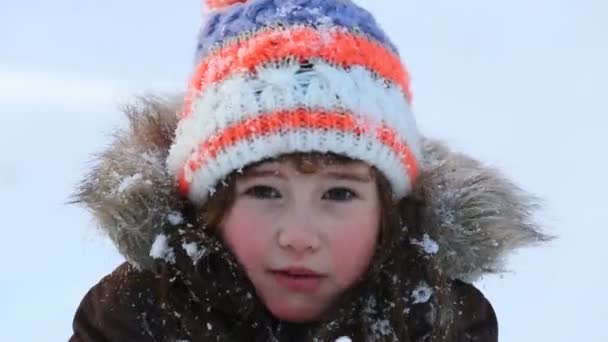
[196,153,455,341]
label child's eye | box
[322,187,357,201]
[244,185,281,199]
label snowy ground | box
[1,1,606,341]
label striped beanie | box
[167,0,422,204]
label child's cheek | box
[330,221,378,288]
[221,205,271,271]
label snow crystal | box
[149,234,168,258]
[117,173,143,193]
[363,295,377,315]
[182,241,206,265]
[411,234,440,255]
[149,234,175,263]
[206,322,213,331]
[411,282,433,304]
[276,2,297,18]
[370,319,392,337]
[335,337,352,342]
[275,3,333,28]
[167,211,184,226]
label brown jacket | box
[70,263,497,342]
[71,96,547,341]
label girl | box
[70,0,548,341]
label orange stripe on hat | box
[178,109,418,195]
[181,26,412,119]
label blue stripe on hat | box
[196,0,398,61]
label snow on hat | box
[167,0,422,204]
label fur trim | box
[73,95,549,280]
[72,95,186,270]
[419,140,549,281]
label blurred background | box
[1,0,606,340]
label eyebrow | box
[324,170,373,183]
[239,169,286,180]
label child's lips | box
[270,267,326,293]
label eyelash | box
[244,185,281,199]
[323,187,357,201]
[243,186,358,201]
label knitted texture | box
[168,0,421,204]
[198,0,399,60]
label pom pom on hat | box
[205,0,247,10]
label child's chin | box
[266,300,325,323]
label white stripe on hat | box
[167,59,420,179]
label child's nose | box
[277,221,321,255]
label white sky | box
[1,0,606,340]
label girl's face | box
[220,158,381,322]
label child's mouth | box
[271,267,325,292]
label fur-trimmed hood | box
[73,95,548,282]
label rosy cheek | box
[330,221,378,288]
[221,205,269,271]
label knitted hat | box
[167,0,422,204]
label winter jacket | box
[70,263,497,342]
[70,96,546,341]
